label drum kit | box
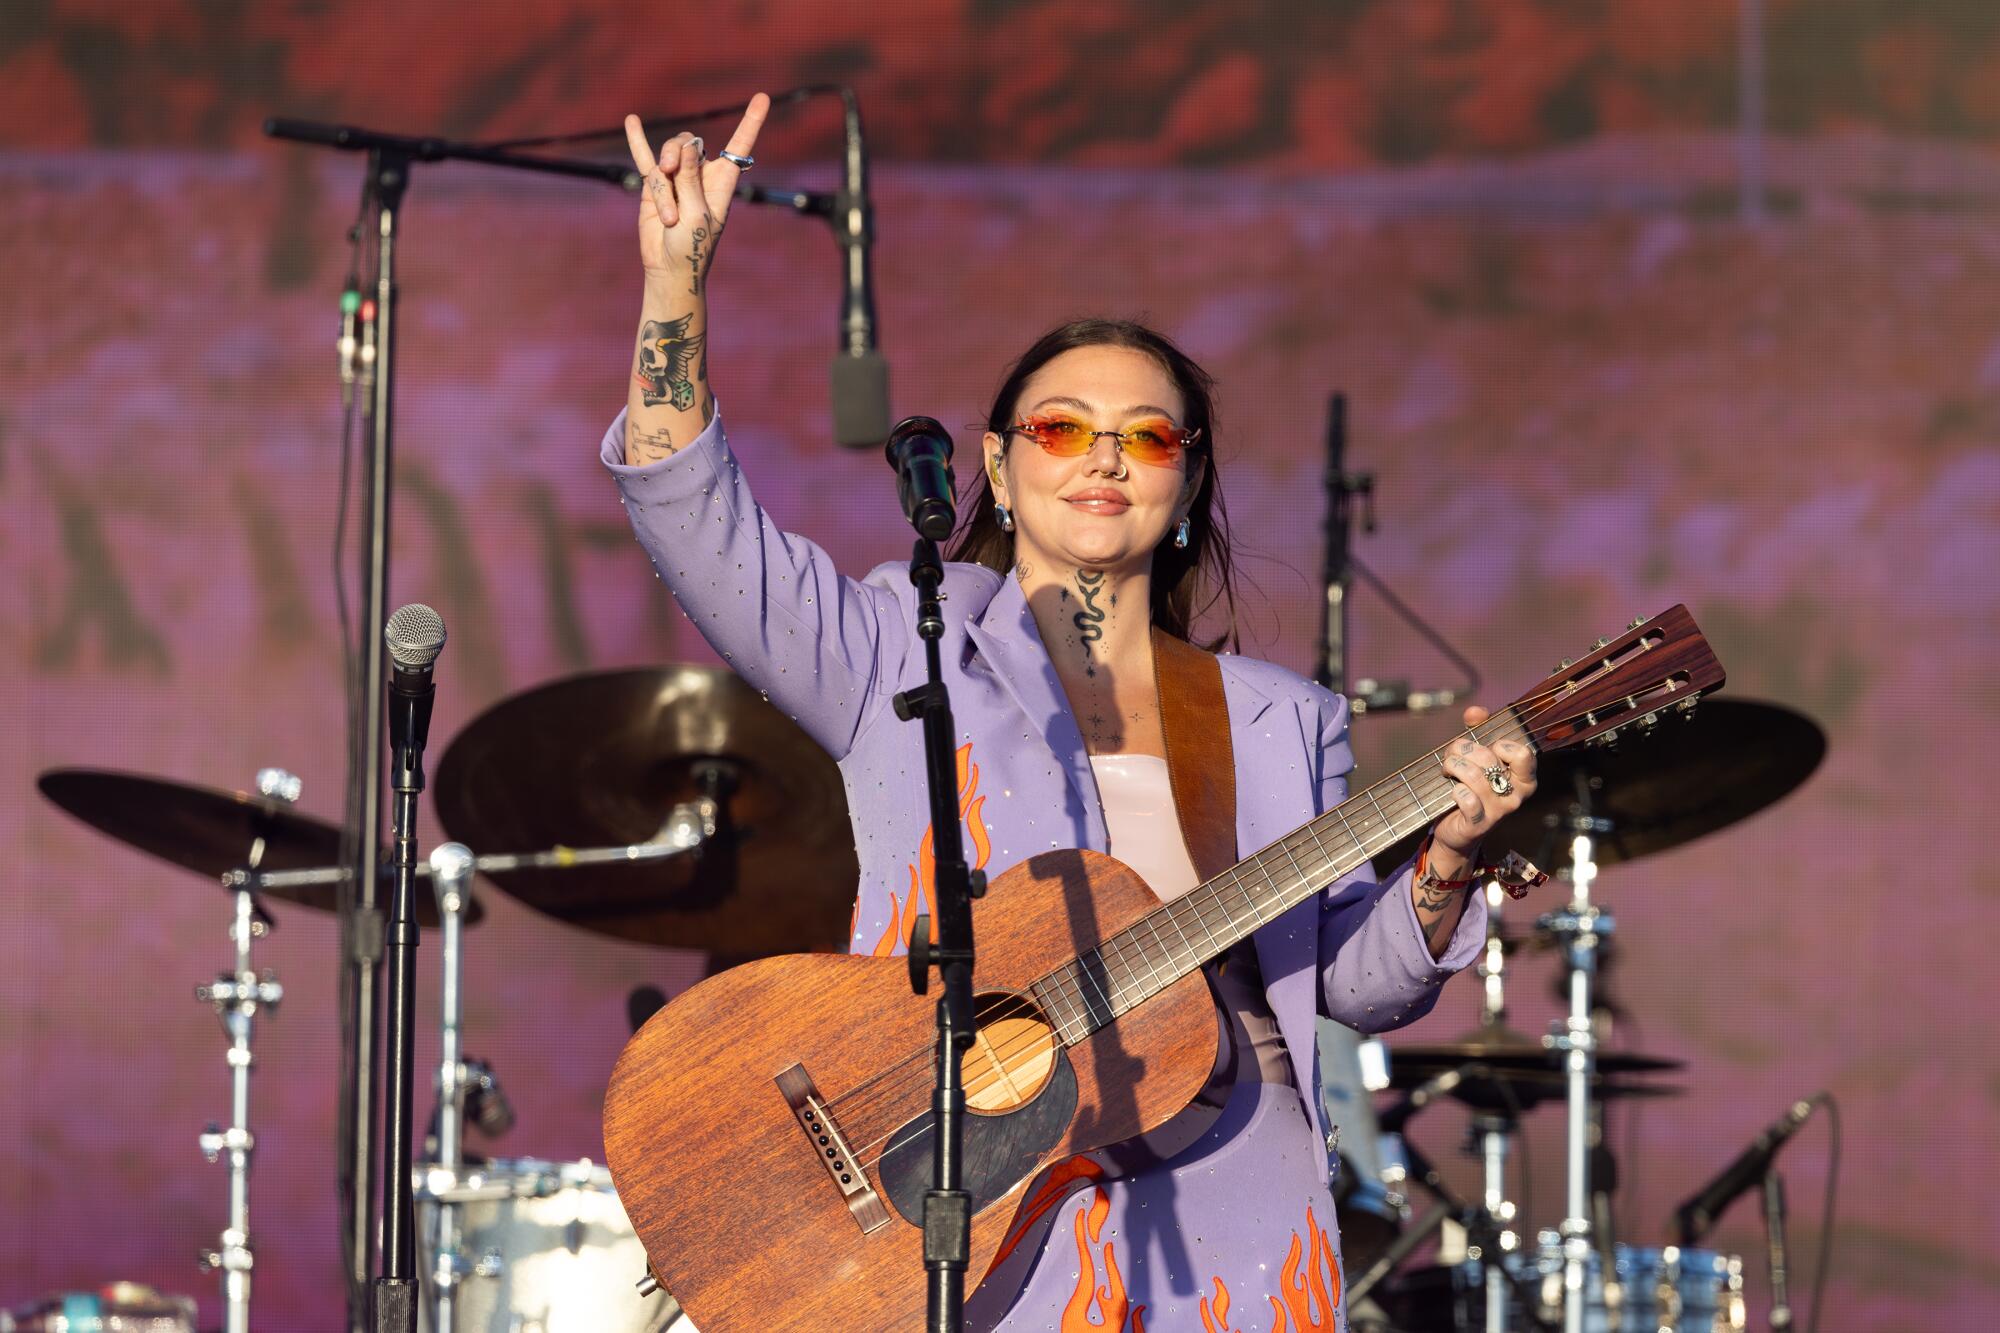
[25,660,1821,1331]
[1322,698,1828,1332]
[27,667,859,1333]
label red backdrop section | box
[4,4,1998,1331]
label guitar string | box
[813,681,1595,1152]
[814,686,1605,1165]
[819,680,1598,1154]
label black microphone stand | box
[375,677,430,1333]
[892,535,984,1333]
[1313,393,1371,694]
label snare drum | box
[415,1156,690,1333]
[1517,1236,1747,1332]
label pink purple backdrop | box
[4,3,1998,1330]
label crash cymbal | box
[1388,1025,1683,1082]
[36,768,477,927]
[432,667,858,957]
[1373,698,1825,877]
[1385,1025,1682,1114]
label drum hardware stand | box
[1763,1172,1794,1331]
[1470,1107,1525,1332]
[1539,785,1615,1333]
[196,768,299,1333]
[425,843,476,1333]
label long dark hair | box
[946,318,1241,652]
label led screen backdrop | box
[3,3,1997,1330]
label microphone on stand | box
[830,89,889,448]
[385,604,445,778]
[885,416,957,542]
[1672,1093,1825,1245]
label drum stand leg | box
[1473,1111,1522,1333]
[426,845,477,1333]
[197,884,281,1333]
[1542,812,1613,1333]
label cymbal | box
[1386,1025,1682,1113]
[36,768,476,927]
[1374,698,1825,877]
[1388,1025,1682,1080]
[432,667,858,957]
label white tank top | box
[1087,754,1290,1093]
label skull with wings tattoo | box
[636,314,706,411]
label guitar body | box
[602,848,1219,1332]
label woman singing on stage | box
[603,96,1536,1332]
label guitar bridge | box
[775,1063,892,1234]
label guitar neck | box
[1030,707,1532,1045]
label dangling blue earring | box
[1173,516,1191,549]
[995,502,1015,533]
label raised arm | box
[606,98,908,761]
[620,99,767,463]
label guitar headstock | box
[1509,605,1725,755]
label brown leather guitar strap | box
[1151,627,1237,881]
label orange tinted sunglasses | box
[1004,413,1203,468]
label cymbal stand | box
[1471,1104,1524,1332]
[425,843,476,1333]
[1539,791,1614,1333]
[195,768,297,1333]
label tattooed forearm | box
[635,314,705,411]
[628,425,677,464]
[688,226,708,297]
[1415,879,1466,955]
[1071,570,1108,675]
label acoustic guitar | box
[602,606,1724,1330]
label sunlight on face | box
[984,344,1202,576]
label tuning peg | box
[1594,637,1611,650]
[1675,697,1699,720]
[1555,658,1574,673]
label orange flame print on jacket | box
[1266,1206,1341,1333]
[871,742,991,956]
[988,1154,1106,1275]
[1062,1187,1147,1333]
[1062,1200,1339,1333]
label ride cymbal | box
[432,667,858,958]
[36,768,476,927]
[1374,698,1825,877]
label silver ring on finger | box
[719,150,754,170]
[1484,764,1512,796]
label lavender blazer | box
[602,408,1486,1174]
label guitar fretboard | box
[1031,709,1529,1045]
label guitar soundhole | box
[964,992,1056,1113]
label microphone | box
[385,604,446,775]
[461,1058,515,1138]
[885,416,957,541]
[1672,1093,1825,1245]
[627,984,669,1034]
[830,89,890,447]
[1350,679,1459,716]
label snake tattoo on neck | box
[1072,570,1108,676]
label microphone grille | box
[385,603,446,670]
